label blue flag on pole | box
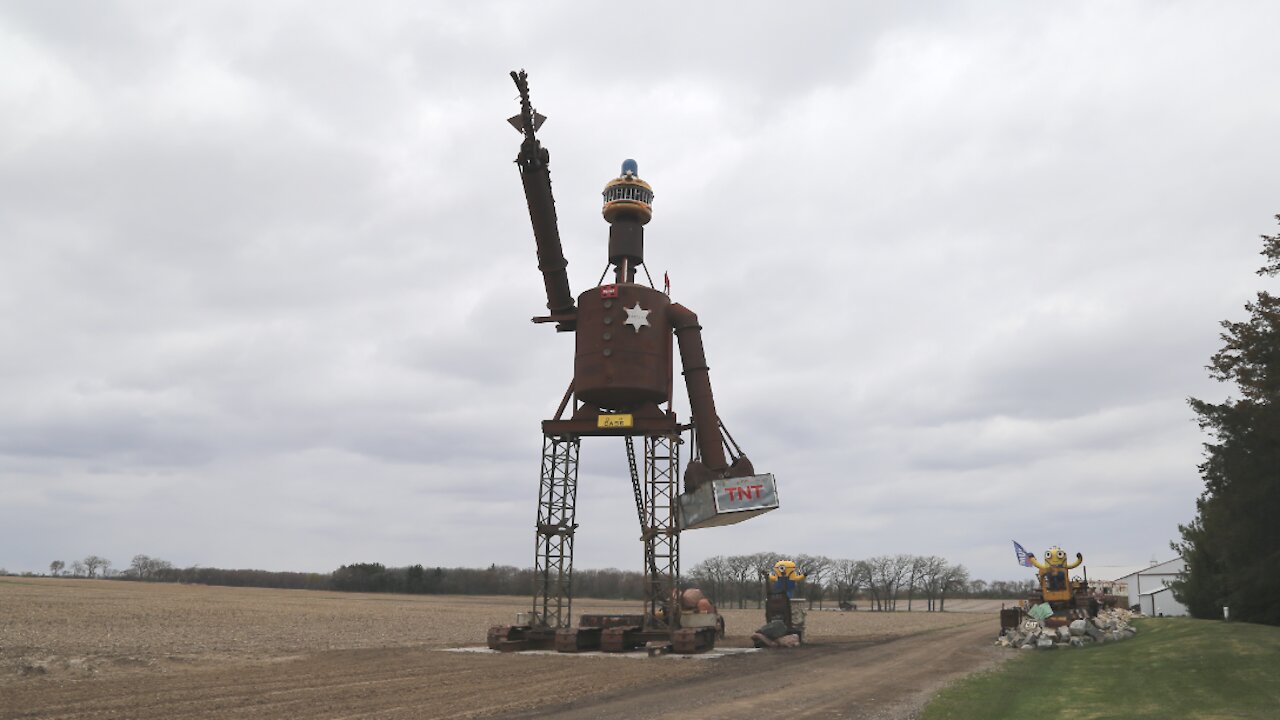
[1013,540,1033,567]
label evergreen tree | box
[1173,215,1280,625]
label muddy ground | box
[0,578,1011,719]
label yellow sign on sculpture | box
[597,414,634,429]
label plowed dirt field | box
[0,578,1010,719]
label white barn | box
[1115,557,1187,615]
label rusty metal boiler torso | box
[574,284,672,411]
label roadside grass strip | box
[922,618,1280,720]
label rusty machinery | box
[486,71,779,655]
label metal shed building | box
[1116,557,1186,613]
[1140,585,1189,617]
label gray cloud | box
[2,1,1278,582]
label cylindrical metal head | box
[603,159,653,225]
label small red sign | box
[601,285,619,298]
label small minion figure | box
[768,560,806,598]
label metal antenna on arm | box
[509,70,546,144]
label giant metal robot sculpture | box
[487,71,778,654]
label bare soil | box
[0,578,1010,719]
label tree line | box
[32,552,1034,609]
[686,553,1033,611]
[1173,215,1280,626]
[46,556,115,578]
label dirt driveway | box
[1,580,1009,719]
[504,619,1005,720]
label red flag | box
[663,272,670,295]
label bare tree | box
[81,555,110,578]
[723,554,761,609]
[859,554,917,611]
[938,564,969,611]
[49,560,65,577]
[905,556,927,611]
[795,554,832,609]
[687,555,732,605]
[70,560,86,577]
[128,554,174,580]
[863,556,888,610]
[830,558,868,609]
[982,578,1036,599]
[747,552,782,608]
[916,555,948,611]
[893,555,917,610]
[868,555,913,611]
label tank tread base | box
[671,627,717,654]
[601,625,644,653]
[555,626,603,653]
[487,624,555,651]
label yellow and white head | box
[1044,546,1070,567]
[772,560,801,581]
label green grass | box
[0,577,43,585]
[922,618,1280,720]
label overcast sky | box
[3,1,1278,584]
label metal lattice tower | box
[642,433,680,631]
[532,434,580,628]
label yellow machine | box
[1027,545,1083,603]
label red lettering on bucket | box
[723,485,765,502]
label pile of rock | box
[996,608,1138,650]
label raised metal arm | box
[510,70,576,331]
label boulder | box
[757,620,789,640]
[1069,637,1085,647]
[1069,619,1087,636]
[776,634,801,648]
[1056,626,1072,642]
[1036,636,1056,649]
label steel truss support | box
[533,434,580,628]
[641,433,680,631]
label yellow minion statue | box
[1027,546,1082,602]
[768,560,806,599]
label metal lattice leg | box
[643,433,680,631]
[533,434,579,628]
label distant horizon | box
[10,553,1140,587]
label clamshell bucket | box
[678,473,779,530]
